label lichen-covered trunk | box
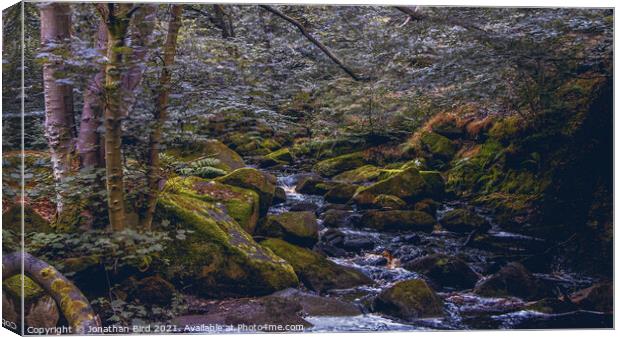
[2,252,100,334]
[141,5,184,230]
[102,20,132,231]
[40,3,75,214]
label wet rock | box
[155,190,298,298]
[273,187,287,204]
[403,254,479,290]
[324,183,358,203]
[215,168,277,216]
[510,310,612,329]
[440,208,490,233]
[314,242,348,258]
[341,237,375,252]
[258,211,319,247]
[321,209,356,228]
[261,238,373,293]
[474,262,543,300]
[271,288,362,316]
[414,199,439,215]
[295,176,329,195]
[360,210,436,232]
[569,281,613,313]
[313,152,367,177]
[333,165,392,184]
[173,296,311,331]
[352,168,440,208]
[132,276,176,306]
[173,176,261,234]
[525,297,578,314]
[289,202,319,212]
[373,194,406,210]
[373,279,444,320]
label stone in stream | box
[271,288,362,316]
[474,262,545,300]
[295,175,330,195]
[352,168,443,208]
[372,194,406,210]
[569,281,613,313]
[172,296,312,331]
[414,198,439,216]
[373,279,444,320]
[155,190,299,298]
[360,210,436,232]
[321,209,357,228]
[313,151,368,177]
[403,254,480,290]
[273,186,287,204]
[440,208,490,233]
[320,228,374,253]
[215,167,277,216]
[258,211,319,247]
[323,183,359,204]
[261,238,373,293]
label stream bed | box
[263,168,609,331]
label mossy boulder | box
[3,275,60,329]
[215,168,277,215]
[373,279,444,320]
[474,262,542,300]
[321,209,357,228]
[372,194,406,210]
[323,183,358,204]
[403,254,479,290]
[261,138,282,151]
[3,204,50,233]
[155,191,298,297]
[360,210,436,232]
[295,176,329,195]
[261,238,372,293]
[440,208,490,233]
[313,152,368,177]
[167,139,245,172]
[420,131,457,161]
[258,212,318,247]
[333,165,394,184]
[273,187,287,205]
[265,148,293,164]
[352,168,435,207]
[420,171,445,198]
[166,176,260,234]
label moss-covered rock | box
[352,168,432,207]
[403,254,479,290]
[323,183,358,204]
[166,176,261,234]
[360,210,436,232]
[373,279,444,320]
[261,138,282,151]
[333,165,394,184]
[414,198,439,215]
[167,139,245,172]
[3,204,50,233]
[261,238,372,293]
[273,187,287,205]
[321,209,357,228]
[525,298,577,314]
[420,131,456,160]
[265,147,293,164]
[372,194,406,210]
[3,275,60,329]
[258,212,318,247]
[295,176,329,195]
[420,171,445,198]
[440,208,490,233]
[3,275,46,303]
[155,191,298,297]
[215,168,277,216]
[313,152,368,177]
[474,262,542,300]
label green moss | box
[353,168,430,206]
[420,132,456,160]
[374,279,444,319]
[261,238,372,293]
[155,190,298,297]
[259,212,318,247]
[265,147,293,163]
[3,275,45,303]
[488,115,523,143]
[215,168,277,215]
[261,138,282,151]
[313,152,367,177]
[166,139,245,172]
[333,165,396,184]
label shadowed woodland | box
[1,2,614,333]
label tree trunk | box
[40,3,75,214]
[3,252,101,333]
[141,5,184,230]
[98,4,135,231]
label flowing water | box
[265,168,607,331]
